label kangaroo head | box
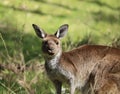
[32,24,69,57]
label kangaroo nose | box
[44,40,53,45]
[47,47,54,51]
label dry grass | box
[0,52,44,94]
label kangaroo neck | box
[44,51,62,69]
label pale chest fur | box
[44,53,73,82]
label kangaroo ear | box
[55,24,69,38]
[32,24,46,38]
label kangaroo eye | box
[43,41,47,45]
[56,41,59,45]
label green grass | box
[0,0,120,94]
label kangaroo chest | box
[45,59,71,82]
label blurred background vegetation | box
[0,0,120,94]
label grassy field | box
[0,0,120,94]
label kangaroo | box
[32,24,120,94]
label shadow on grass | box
[80,0,120,11]
[0,27,42,62]
[0,3,45,15]
[33,0,78,11]
[91,11,120,24]
[0,25,93,62]
[0,3,67,18]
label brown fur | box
[61,45,120,94]
[32,24,120,94]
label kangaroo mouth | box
[42,47,55,56]
[48,52,54,55]
[47,49,54,55]
[44,47,55,55]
